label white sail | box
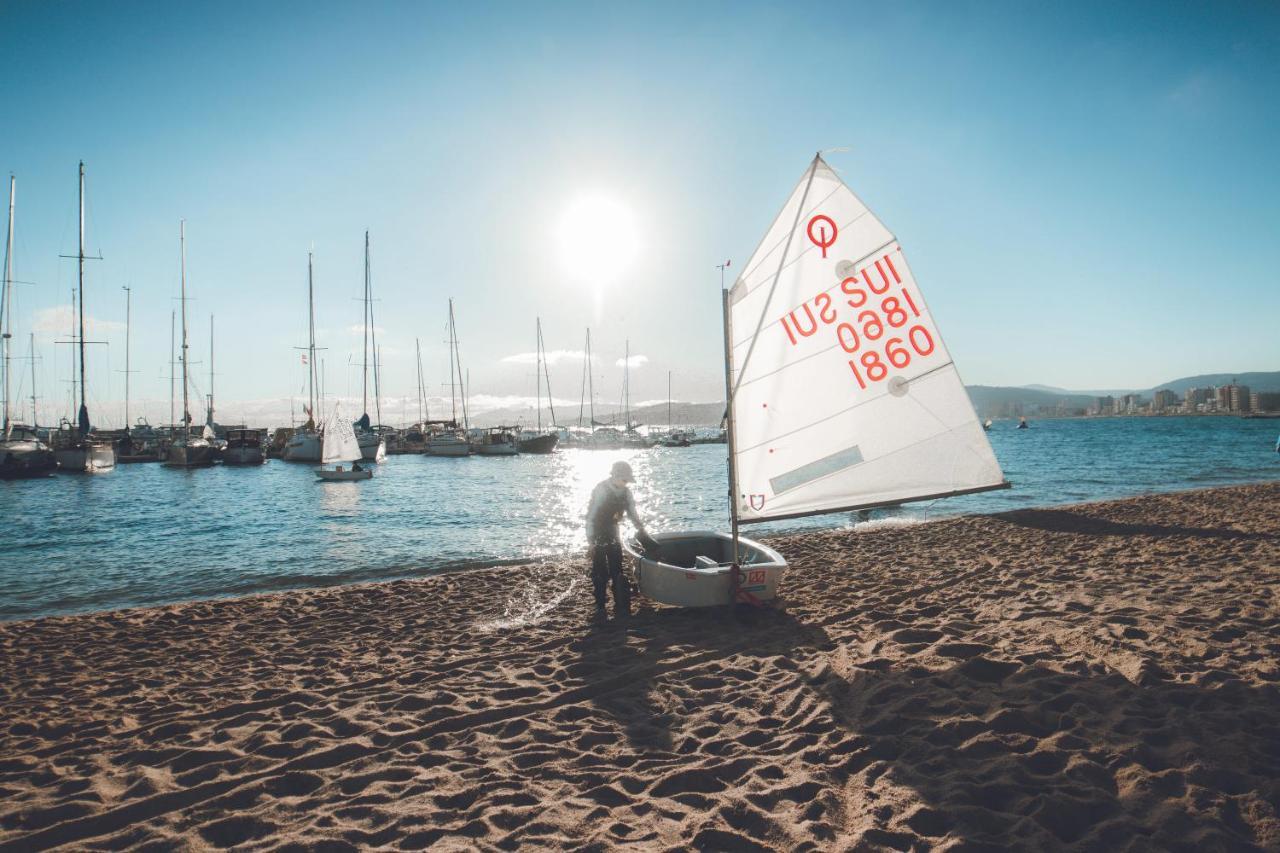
[728,154,1005,523]
[321,405,362,464]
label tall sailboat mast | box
[362,232,370,420]
[307,252,317,425]
[586,328,595,429]
[415,337,424,423]
[448,298,468,428]
[29,333,38,427]
[179,220,191,433]
[211,311,218,422]
[77,163,88,432]
[169,311,175,429]
[539,319,556,429]
[2,174,13,433]
[535,318,542,431]
[122,286,131,429]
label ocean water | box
[2,416,1277,621]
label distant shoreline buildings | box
[1087,381,1280,418]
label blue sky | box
[1,1,1277,427]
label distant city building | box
[1151,389,1177,412]
[1230,385,1252,413]
[1251,391,1279,413]
[1121,393,1144,414]
[1216,385,1233,411]
[1095,395,1115,416]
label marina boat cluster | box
[0,163,714,481]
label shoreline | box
[2,482,1277,849]
[7,477,1278,626]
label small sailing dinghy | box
[316,405,372,481]
[625,153,1008,607]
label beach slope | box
[2,483,1278,850]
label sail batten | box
[728,155,1005,523]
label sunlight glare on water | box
[1,417,1277,620]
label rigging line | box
[730,154,822,405]
[733,360,955,455]
[732,236,901,352]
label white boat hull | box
[54,442,116,473]
[357,432,386,462]
[283,431,322,462]
[623,530,787,608]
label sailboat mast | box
[211,313,218,422]
[722,287,740,546]
[447,301,457,425]
[415,337,424,423]
[362,231,370,420]
[623,339,630,428]
[535,315,540,427]
[2,174,13,433]
[668,370,672,432]
[77,163,88,431]
[29,333,37,427]
[122,286,130,429]
[540,321,556,428]
[586,328,595,430]
[179,220,191,431]
[169,311,174,430]
[449,299,468,429]
[307,252,316,424]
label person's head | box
[610,460,635,486]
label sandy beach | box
[1,482,1277,850]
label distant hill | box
[471,400,726,428]
[1140,372,1280,396]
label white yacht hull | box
[623,531,787,608]
[55,442,116,473]
[282,431,322,462]
[357,432,386,462]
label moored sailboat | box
[50,162,114,473]
[426,299,471,457]
[1,174,56,479]
[355,231,387,462]
[164,221,214,468]
[518,317,559,453]
[626,153,1008,606]
[283,252,323,462]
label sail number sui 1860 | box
[778,250,936,392]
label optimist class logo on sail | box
[779,217,941,392]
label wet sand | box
[1,483,1277,850]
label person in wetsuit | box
[586,460,648,618]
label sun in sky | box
[555,192,640,287]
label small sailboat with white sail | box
[164,221,215,469]
[625,153,1008,606]
[316,403,371,481]
[1,174,57,479]
[50,162,114,473]
[283,252,323,462]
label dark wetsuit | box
[586,480,640,614]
